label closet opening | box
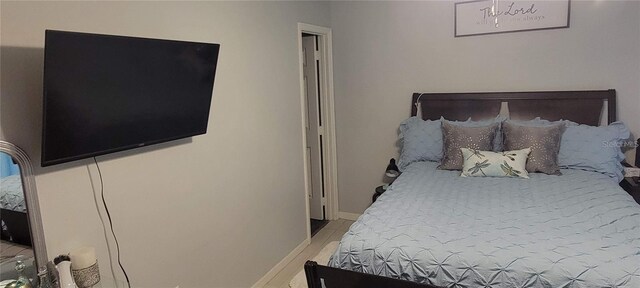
[297,24,338,239]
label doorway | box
[297,23,338,240]
[302,33,326,235]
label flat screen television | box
[42,30,220,167]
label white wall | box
[0,1,330,287]
[330,1,640,214]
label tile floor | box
[263,219,355,288]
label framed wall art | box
[455,0,570,37]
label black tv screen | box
[42,30,220,167]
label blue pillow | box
[558,121,630,182]
[397,117,442,171]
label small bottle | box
[38,269,52,288]
[7,256,33,288]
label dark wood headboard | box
[410,90,616,126]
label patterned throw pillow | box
[461,148,531,178]
[438,121,499,170]
[450,115,507,151]
[502,121,566,175]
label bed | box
[0,175,31,247]
[305,90,640,288]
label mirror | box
[0,141,46,285]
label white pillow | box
[461,148,531,179]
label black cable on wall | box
[94,157,131,288]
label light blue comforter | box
[329,161,640,287]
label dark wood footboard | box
[304,261,441,288]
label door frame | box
[297,23,339,240]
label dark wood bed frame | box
[305,89,616,288]
[410,90,615,125]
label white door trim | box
[297,23,339,242]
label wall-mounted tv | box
[42,30,220,167]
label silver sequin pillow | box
[438,121,499,170]
[503,121,566,175]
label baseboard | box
[252,237,311,288]
[338,211,362,221]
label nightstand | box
[372,186,385,203]
[620,177,640,204]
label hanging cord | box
[94,157,131,288]
[414,93,426,118]
[88,165,117,282]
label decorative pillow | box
[451,115,507,151]
[461,148,531,178]
[397,117,442,171]
[559,121,630,182]
[438,121,499,170]
[502,121,566,175]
